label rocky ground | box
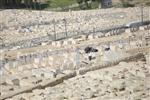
[2,61,150,100]
[0,7,150,100]
[42,62,150,100]
[0,7,149,44]
[0,24,150,100]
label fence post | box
[52,19,56,40]
[75,48,80,70]
[63,19,67,37]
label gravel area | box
[3,61,149,100]
[0,7,149,43]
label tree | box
[120,0,135,7]
[76,0,91,9]
[77,0,83,4]
[76,0,84,9]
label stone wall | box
[1,24,149,50]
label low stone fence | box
[1,24,149,50]
[78,53,145,75]
[1,32,149,74]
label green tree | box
[120,0,135,7]
[76,0,92,9]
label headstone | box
[71,39,76,45]
[81,35,86,40]
[94,35,99,39]
[32,89,44,95]
[26,55,31,63]
[4,63,11,71]
[12,79,20,86]
[69,62,76,70]
[5,77,20,86]
[41,58,46,67]
[48,56,54,61]
[88,34,94,40]
[18,66,24,72]
[41,42,47,46]
[118,43,124,49]
[110,45,117,51]
[20,79,33,86]
[0,69,3,75]
[63,40,68,46]
[32,69,43,78]
[12,61,18,68]
[105,32,110,37]
[56,41,62,47]
[44,71,56,79]
[68,38,76,45]
[63,53,68,59]
[125,29,131,33]
[139,26,145,30]
[146,53,150,65]
[48,56,54,66]
[17,52,21,59]
[51,41,56,46]
[34,58,40,64]
[130,41,136,47]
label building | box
[101,0,112,8]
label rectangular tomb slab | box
[44,71,56,79]
[1,85,14,94]
[19,79,33,86]
[32,89,45,95]
[5,76,20,86]
[32,69,44,77]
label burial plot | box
[145,53,150,65]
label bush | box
[122,2,135,7]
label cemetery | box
[0,6,150,100]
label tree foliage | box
[76,0,97,9]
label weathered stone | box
[19,79,33,86]
[125,29,131,33]
[11,79,20,86]
[5,77,19,86]
[88,34,94,40]
[51,41,56,46]
[43,71,56,79]
[32,89,44,95]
